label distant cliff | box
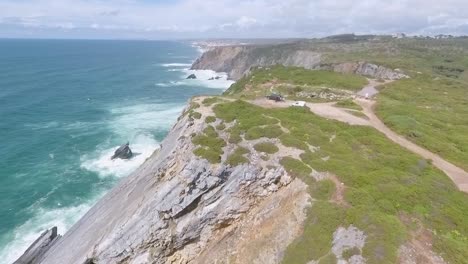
[191,44,408,81]
[191,45,322,80]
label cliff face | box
[191,45,407,81]
[191,45,322,80]
[38,97,310,264]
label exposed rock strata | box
[38,99,311,264]
[191,45,407,81]
[191,45,322,80]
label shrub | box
[189,111,202,119]
[205,116,216,123]
[254,142,279,154]
[226,147,250,166]
[216,123,226,130]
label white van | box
[291,101,306,107]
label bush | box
[254,142,279,154]
[189,111,202,119]
[205,116,216,123]
[226,147,250,166]
[216,123,226,130]
[193,147,221,164]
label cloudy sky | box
[0,0,467,39]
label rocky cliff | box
[35,97,310,264]
[191,45,322,80]
[191,44,407,80]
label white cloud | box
[0,0,467,38]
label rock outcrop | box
[186,74,197,79]
[320,62,408,80]
[14,227,61,264]
[111,142,133,160]
[38,98,311,264]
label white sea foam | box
[81,102,184,178]
[160,63,192,67]
[0,200,98,264]
[81,134,158,178]
[158,68,234,89]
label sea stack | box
[111,142,133,160]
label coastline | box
[8,41,233,264]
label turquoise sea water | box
[0,39,232,263]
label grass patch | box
[189,111,202,120]
[280,157,312,179]
[376,75,468,171]
[311,179,336,200]
[192,127,226,164]
[342,247,361,260]
[226,147,250,166]
[253,142,279,154]
[216,123,226,130]
[202,96,224,106]
[205,116,216,123]
[335,99,362,110]
[225,65,368,97]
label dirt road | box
[249,97,468,193]
[356,99,468,193]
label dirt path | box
[356,98,468,193]
[247,96,468,193]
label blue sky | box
[0,0,467,39]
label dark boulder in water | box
[208,76,222,80]
[186,74,197,79]
[111,142,133,160]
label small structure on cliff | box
[111,142,133,160]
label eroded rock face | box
[39,101,311,264]
[191,45,408,81]
[191,46,322,80]
[328,62,408,80]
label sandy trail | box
[248,95,468,193]
[356,98,468,193]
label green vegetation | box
[212,100,468,264]
[253,142,279,154]
[245,125,283,140]
[216,123,226,130]
[311,179,335,200]
[205,116,216,123]
[202,96,225,106]
[376,75,468,171]
[192,126,226,164]
[342,247,361,260]
[280,157,312,179]
[226,147,250,166]
[225,65,368,98]
[189,111,202,120]
[335,99,362,110]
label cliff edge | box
[37,97,311,264]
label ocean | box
[0,39,233,263]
